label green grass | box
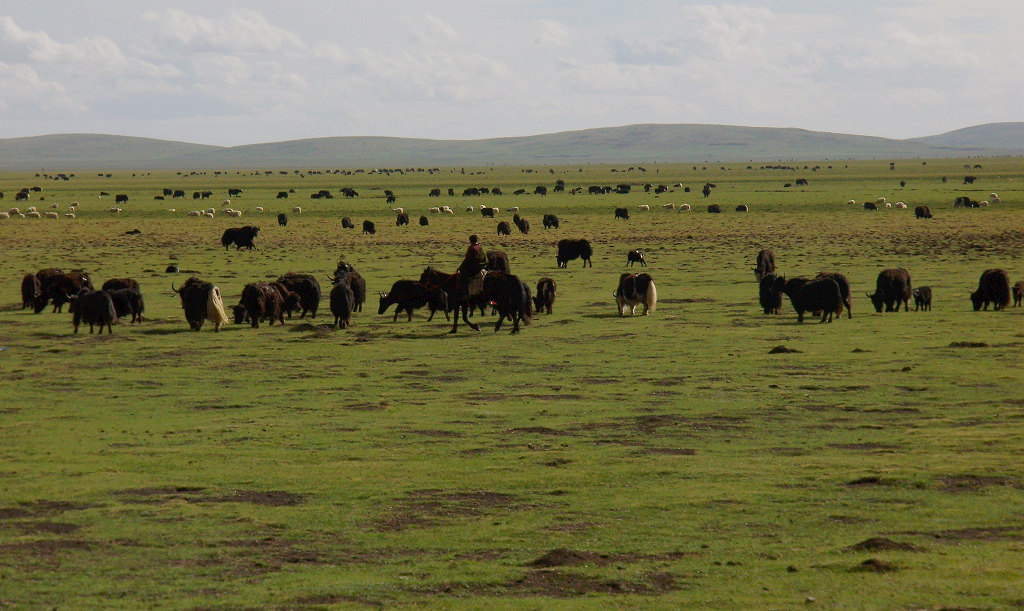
[0,159,1023,609]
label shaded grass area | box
[1,159,1023,608]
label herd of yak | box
[752,248,1024,323]
[18,243,1022,336]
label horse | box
[614,273,657,316]
[419,267,532,333]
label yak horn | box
[171,281,180,293]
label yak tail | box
[519,287,533,325]
[645,280,657,313]
[207,286,230,326]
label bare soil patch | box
[852,558,898,573]
[843,537,923,553]
[375,489,520,532]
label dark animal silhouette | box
[971,269,1011,311]
[913,286,932,311]
[557,239,593,268]
[867,268,912,312]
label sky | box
[0,0,1018,146]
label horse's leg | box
[448,296,460,333]
[463,301,480,331]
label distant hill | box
[1,123,1021,170]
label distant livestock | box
[868,268,912,312]
[542,213,559,229]
[626,249,647,267]
[396,212,410,226]
[614,273,657,316]
[707,204,721,213]
[815,272,852,319]
[496,221,512,236]
[913,286,932,311]
[278,213,288,226]
[172,277,230,332]
[277,273,321,318]
[775,276,844,323]
[419,215,429,226]
[69,289,118,334]
[533,277,556,314]
[915,205,932,219]
[557,239,593,268]
[614,207,629,220]
[971,269,1011,311]
[735,204,749,212]
[221,225,260,250]
[753,249,775,281]
[377,280,449,322]
[362,220,376,235]
[758,273,782,315]
[342,217,355,229]
[1013,281,1024,307]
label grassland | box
[0,158,1023,609]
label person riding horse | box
[458,235,488,296]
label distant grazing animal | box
[894,202,907,209]
[615,273,657,316]
[362,220,376,235]
[1013,281,1024,307]
[329,280,355,329]
[663,203,675,210]
[429,188,441,197]
[534,186,547,196]
[277,191,289,199]
[377,280,449,322]
[954,196,979,208]
[115,194,128,204]
[542,213,559,229]
[533,277,556,314]
[486,250,511,273]
[702,184,712,198]
[240,282,285,328]
[496,221,512,236]
[342,217,355,229]
[21,273,40,309]
[775,275,844,323]
[847,200,856,206]
[396,212,410,226]
[515,216,530,234]
[228,188,243,197]
[34,270,92,313]
[69,289,118,334]
[557,239,593,268]
[637,204,650,211]
[863,202,877,210]
[626,249,647,267]
[815,272,852,319]
[101,278,144,323]
[735,204,749,212]
[970,269,1011,311]
[614,207,629,220]
[913,286,932,311]
[915,205,932,219]
[277,273,321,318]
[419,215,429,226]
[387,194,397,204]
[221,225,260,250]
[707,204,721,213]
[329,262,366,312]
[753,249,775,281]
[480,206,495,218]
[758,273,782,315]
[429,206,441,214]
[678,204,691,211]
[278,213,288,226]
[172,277,230,331]
[867,268,912,312]
[292,206,302,214]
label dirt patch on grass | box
[112,486,303,506]
[0,539,95,557]
[525,548,686,568]
[286,593,385,609]
[579,377,620,385]
[845,476,885,486]
[209,490,305,506]
[843,537,923,553]
[646,447,697,456]
[851,558,898,573]
[828,443,900,451]
[768,345,801,354]
[191,402,251,410]
[939,474,1020,493]
[927,526,1023,541]
[4,521,81,535]
[423,569,680,598]
[410,429,463,438]
[375,489,520,532]
[509,426,571,436]
[0,500,94,519]
[948,341,989,348]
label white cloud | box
[0,61,84,114]
[142,8,306,53]
[534,20,569,46]
[424,13,458,42]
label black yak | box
[867,268,912,312]
[221,225,259,250]
[557,239,593,268]
[971,269,1011,311]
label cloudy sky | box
[0,1,1017,146]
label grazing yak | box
[615,273,657,316]
[20,273,40,309]
[758,273,782,315]
[329,280,355,329]
[735,204,749,212]
[278,213,288,226]
[971,269,1011,311]
[614,207,630,220]
[486,250,511,273]
[101,278,144,323]
[557,239,593,268]
[480,206,496,218]
[533,277,556,314]
[330,262,366,312]
[515,215,530,234]
[496,221,512,236]
[238,282,285,328]
[815,272,852,319]
[377,280,449,322]
[172,277,230,331]
[69,289,118,334]
[863,201,877,210]
[626,249,647,267]
[753,249,775,281]
[775,276,844,323]
[1013,280,1024,307]
[867,268,912,312]
[362,220,376,235]
[342,217,355,229]
[913,286,932,311]
[419,215,429,226]
[34,270,92,313]
[707,204,721,213]
[277,273,321,318]
[542,213,559,229]
[915,205,932,219]
[221,225,259,250]
[396,212,410,226]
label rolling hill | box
[0,123,1020,170]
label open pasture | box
[1,159,1023,608]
